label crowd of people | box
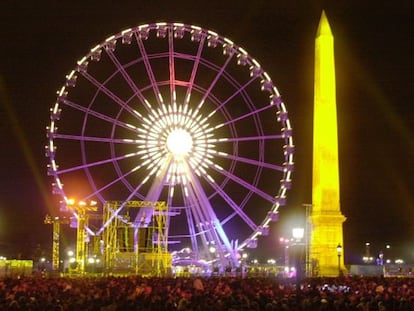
[1,274,414,310]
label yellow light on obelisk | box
[310,11,347,277]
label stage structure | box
[102,200,171,276]
[310,11,346,277]
[45,22,294,272]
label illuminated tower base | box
[309,11,346,277]
[309,213,346,276]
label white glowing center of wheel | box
[167,129,192,156]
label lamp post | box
[279,237,290,277]
[292,227,304,303]
[209,245,218,275]
[292,227,305,281]
[242,253,248,277]
[292,228,304,276]
[336,244,342,276]
[363,242,372,264]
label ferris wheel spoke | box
[81,71,144,120]
[83,164,145,202]
[56,151,139,175]
[200,173,258,231]
[184,36,205,106]
[168,27,176,106]
[207,162,276,204]
[211,134,284,143]
[135,34,164,107]
[196,53,234,112]
[211,151,284,172]
[207,75,258,121]
[105,48,153,112]
[52,133,138,144]
[218,101,278,128]
[97,179,147,236]
[63,98,139,133]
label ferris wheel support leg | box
[184,161,237,268]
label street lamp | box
[209,245,218,275]
[292,227,304,303]
[336,244,342,276]
[292,228,304,272]
[279,237,290,277]
[292,227,304,280]
[292,228,304,241]
[365,242,371,262]
[241,253,248,277]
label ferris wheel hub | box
[167,129,193,156]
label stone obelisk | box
[309,11,346,277]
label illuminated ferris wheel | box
[46,22,294,266]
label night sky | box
[1,1,413,264]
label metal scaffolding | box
[66,200,98,274]
[102,201,171,276]
[44,215,69,271]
